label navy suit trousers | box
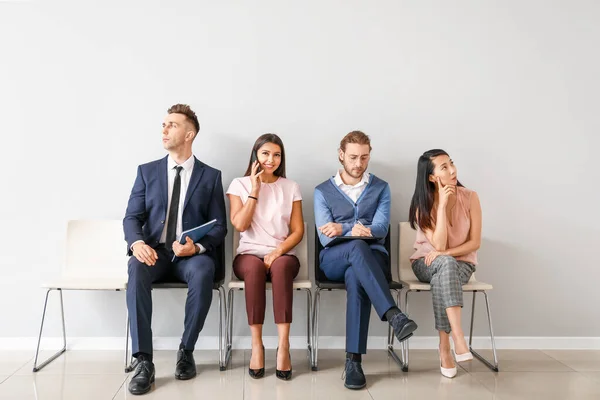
[319,240,395,354]
[127,247,215,356]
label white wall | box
[0,0,598,344]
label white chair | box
[33,220,128,372]
[224,223,312,368]
[393,222,499,372]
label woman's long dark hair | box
[244,133,286,178]
[409,149,464,231]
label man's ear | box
[338,149,344,163]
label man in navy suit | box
[123,104,227,395]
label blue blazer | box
[123,155,227,258]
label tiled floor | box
[0,349,599,399]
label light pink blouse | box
[227,176,302,258]
[410,186,478,265]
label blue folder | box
[326,235,382,247]
[171,219,217,262]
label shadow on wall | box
[478,218,600,337]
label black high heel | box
[249,345,265,379]
[276,346,292,380]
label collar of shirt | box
[167,154,195,173]
[334,169,370,188]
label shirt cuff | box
[195,243,206,254]
[130,240,145,251]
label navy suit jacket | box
[123,155,227,258]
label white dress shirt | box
[334,169,370,203]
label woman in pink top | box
[226,134,304,381]
[408,149,482,378]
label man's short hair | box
[340,130,372,152]
[168,104,200,134]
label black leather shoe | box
[128,359,155,395]
[343,358,366,390]
[275,346,292,381]
[175,349,197,380]
[248,345,265,379]
[389,312,418,343]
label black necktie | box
[166,166,183,250]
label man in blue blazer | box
[123,104,227,395]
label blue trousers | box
[320,240,395,354]
[127,247,215,356]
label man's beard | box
[343,164,364,179]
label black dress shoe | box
[389,312,418,343]
[343,358,366,390]
[248,345,265,379]
[128,359,155,395]
[175,349,197,380]
[275,347,292,381]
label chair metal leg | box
[311,288,321,371]
[469,290,477,348]
[387,312,394,347]
[124,315,137,373]
[399,289,409,369]
[124,309,131,372]
[33,289,67,372]
[402,289,411,371]
[218,286,227,371]
[303,289,313,366]
[386,289,397,356]
[387,289,409,372]
[386,290,395,346]
[468,291,499,372]
[224,289,234,369]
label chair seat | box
[316,281,345,290]
[316,280,403,290]
[42,277,127,290]
[399,279,493,291]
[152,281,224,290]
[228,280,312,290]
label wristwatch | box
[194,244,201,255]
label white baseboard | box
[2,336,600,351]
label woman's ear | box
[428,174,436,183]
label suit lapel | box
[158,156,169,211]
[183,157,205,212]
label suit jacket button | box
[161,220,165,224]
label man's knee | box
[186,256,216,287]
[128,257,152,286]
[348,239,371,254]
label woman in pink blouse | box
[226,134,304,380]
[408,149,482,378]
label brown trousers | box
[233,254,300,325]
